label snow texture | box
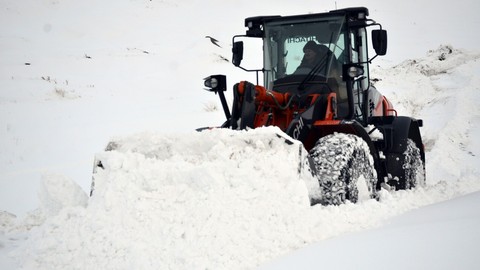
[1,0,480,269]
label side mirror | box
[372,29,387,56]
[232,41,244,67]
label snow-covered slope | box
[1,0,480,269]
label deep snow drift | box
[1,0,480,269]
[15,128,316,269]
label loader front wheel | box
[309,133,377,205]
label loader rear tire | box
[402,139,426,189]
[309,133,377,205]
[386,138,426,190]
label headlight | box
[203,75,227,92]
[204,77,218,89]
[347,66,364,78]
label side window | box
[264,36,277,90]
[350,32,359,63]
[331,33,346,64]
[349,28,370,120]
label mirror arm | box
[368,54,378,63]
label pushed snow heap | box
[91,127,316,204]
[16,127,323,269]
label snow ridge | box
[13,127,316,269]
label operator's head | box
[303,41,319,62]
[303,41,319,53]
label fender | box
[381,116,424,162]
[376,116,425,190]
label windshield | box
[263,15,346,91]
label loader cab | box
[233,7,387,123]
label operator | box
[293,40,348,115]
[293,40,324,74]
[294,40,343,78]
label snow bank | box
[260,190,480,270]
[12,127,318,269]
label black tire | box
[386,138,426,190]
[402,138,426,189]
[309,133,378,205]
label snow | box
[38,174,88,217]
[12,128,316,269]
[1,0,480,269]
[260,191,480,270]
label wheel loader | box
[203,7,425,205]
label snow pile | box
[12,127,319,269]
[38,174,88,217]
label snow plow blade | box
[90,127,322,205]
